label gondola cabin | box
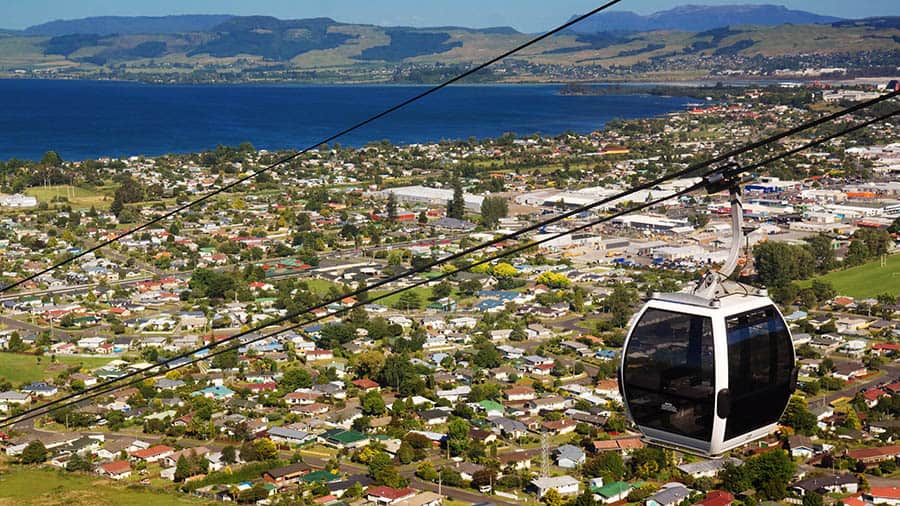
[620,291,797,456]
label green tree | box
[360,390,387,416]
[40,150,63,166]
[446,417,470,456]
[416,461,438,481]
[253,438,278,460]
[747,449,795,500]
[65,452,92,472]
[804,235,836,274]
[536,271,572,288]
[211,348,240,369]
[432,280,453,300]
[491,262,518,278]
[583,452,626,481]
[352,350,384,379]
[447,178,466,220]
[572,488,599,506]
[845,240,870,266]
[802,492,824,506]
[473,344,501,369]
[175,455,192,482]
[720,462,752,494]
[418,210,428,225]
[480,196,508,228]
[603,283,638,327]
[781,396,817,435]
[440,466,463,487]
[222,445,237,464]
[396,291,421,310]
[239,440,259,462]
[889,216,900,234]
[6,332,26,352]
[854,228,891,258]
[754,241,813,287]
[20,440,48,464]
[281,367,313,391]
[811,280,836,303]
[387,192,398,221]
[397,441,415,464]
[843,407,861,430]
[542,489,565,506]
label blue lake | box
[0,79,694,160]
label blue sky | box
[1,0,897,31]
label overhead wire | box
[5,102,897,428]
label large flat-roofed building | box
[376,185,484,212]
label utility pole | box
[541,430,550,478]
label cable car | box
[619,171,798,456]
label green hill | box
[0,15,896,82]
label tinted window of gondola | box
[724,305,794,440]
[623,309,715,441]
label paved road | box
[819,360,899,405]
[0,314,75,339]
[304,451,519,505]
[408,475,522,506]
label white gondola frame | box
[620,292,796,457]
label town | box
[0,82,898,506]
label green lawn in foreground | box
[804,253,900,299]
[0,353,114,385]
[0,466,209,505]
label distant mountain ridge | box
[0,9,895,81]
[23,14,236,36]
[568,4,843,33]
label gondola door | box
[621,304,718,454]
[719,304,796,451]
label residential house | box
[504,386,536,402]
[130,445,175,464]
[262,462,312,486]
[833,362,867,381]
[594,481,635,503]
[162,446,211,468]
[268,426,313,445]
[526,396,568,414]
[325,476,375,498]
[21,382,58,397]
[845,445,900,465]
[96,460,132,480]
[532,475,580,498]
[498,451,532,470]
[555,444,586,468]
[0,391,30,411]
[366,485,418,505]
[694,491,735,506]
[351,379,380,392]
[792,474,859,496]
[420,409,450,426]
[319,429,369,449]
[676,458,743,479]
[543,419,578,435]
[646,483,692,506]
[488,416,528,439]
[861,487,900,505]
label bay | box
[0,79,694,161]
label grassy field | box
[23,185,114,209]
[0,466,209,505]
[0,353,114,385]
[803,254,900,299]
